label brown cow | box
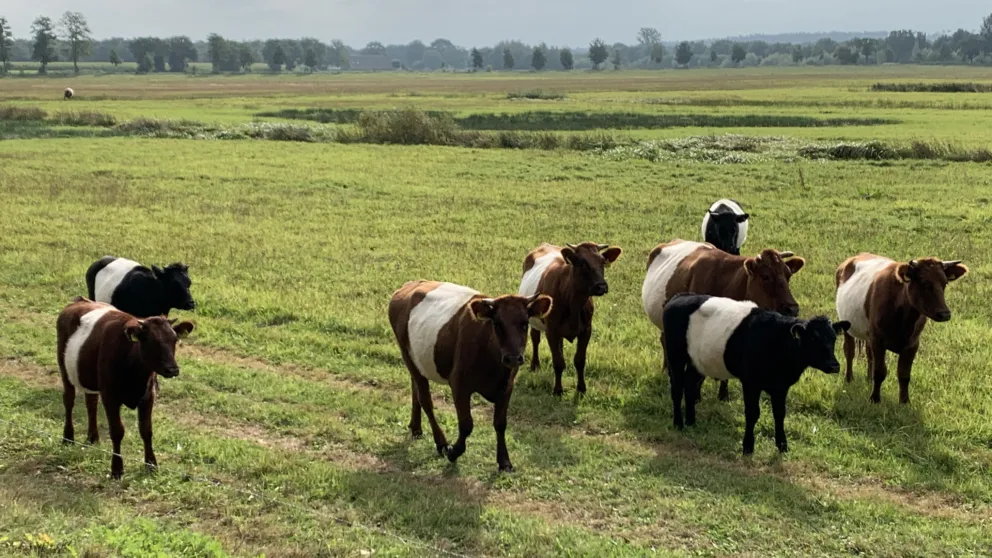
[518,242,623,396]
[835,253,968,404]
[56,297,194,479]
[642,240,805,400]
[389,281,552,472]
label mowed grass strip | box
[1,136,991,556]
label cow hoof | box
[110,471,123,480]
[674,422,684,431]
[145,462,158,473]
[552,387,564,397]
[409,428,423,439]
[61,437,74,445]
[777,444,789,453]
[870,395,881,404]
[436,444,450,457]
[498,463,515,473]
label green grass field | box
[1,67,991,557]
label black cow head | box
[153,263,196,311]
[705,210,749,255]
[791,317,850,374]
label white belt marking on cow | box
[94,258,141,303]
[686,297,757,381]
[642,241,709,329]
[836,257,892,340]
[64,307,114,394]
[408,283,479,385]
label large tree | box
[304,48,318,72]
[589,38,609,69]
[982,13,992,54]
[470,47,483,70]
[560,48,574,70]
[0,17,13,73]
[0,17,12,73]
[675,41,693,67]
[531,46,546,71]
[31,16,58,74]
[108,48,121,66]
[730,43,747,65]
[207,33,230,73]
[238,44,256,72]
[502,48,514,70]
[637,27,661,48]
[167,36,197,72]
[362,41,386,55]
[58,11,92,73]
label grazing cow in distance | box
[701,198,749,256]
[389,280,552,472]
[86,256,195,318]
[642,240,805,401]
[57,297,194,479]
[519,242,623,396]
[835,253,968,404]
[64,87,74,100]
[663,293,849,454]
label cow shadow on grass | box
[829,375,965,493]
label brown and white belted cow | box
[642,240,805,401]
[56,297,194,479]
[518,242,623,396]
[835,253,968,404]
[389,281,552,472]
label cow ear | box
[152,265,165,277]
[743,258,757,276]
[832,320,851,334]
[124,319,145,343]
[736,213,750,223]
[560,247,577,266]
[790,323,805,341]
[527,295,553,319]
[173,321,195,339]
[469,298,496,322]
[602,247,622,265]
[895,263,913,283]
[785,257,805,274]
[944,263,968,282]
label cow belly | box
[94,258,141,303]
[407,283,479,384]
[64,307,113,394]
[642,241,707,329]
[836,258,891,340]
[686,298,755,381]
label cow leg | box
[445,387,473,464]
[684,366,703,427]
[717,380,730,402]
[865,341,875,381]
[843,332,856,383]
[896,345,919,405]
[104,402,126,479]
[771,389,788,453]
[408,375,423,438]
[742,384,761,455]
[574,326,591,394]
[869,338,887,404]
[413,375,448,455]
[548,332,567,396]
[138,397,157,471]
[85,393,100,444]
[529,328,541,371]
[493,385,514,472]
[61,384,76,443]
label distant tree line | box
[2,12,992,75]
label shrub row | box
[870,82,992,93]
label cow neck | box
[560,265,592,309]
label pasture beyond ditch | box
[1,66,991,557]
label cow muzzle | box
[781,304,800,317]
[160,366,180,378]
[592,282,609,296]
[933,310,951,322]
[182,299,197,311]
[502,354,525,367]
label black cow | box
[701,198,749,256]
[85,256,195,318]
[663,293,849,454]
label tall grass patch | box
[870,82,992,93]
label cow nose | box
[503,354,525,367]
[783,305,800,317]
[828,362,841,374]
[934,310,951,322]
[593,283,609,296]
[162,366,180,378]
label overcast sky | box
[6,0,987,45]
